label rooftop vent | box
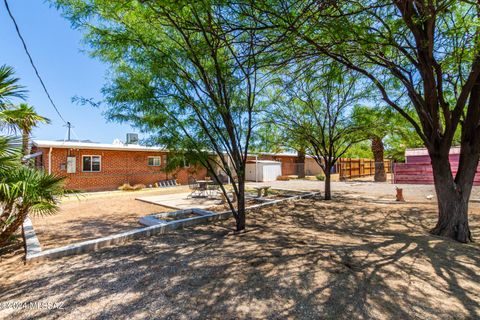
[126,133,139,145]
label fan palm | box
[0,136,21,171]
[0,66,66,247]
[0,165,66,246]
[0,65,26,109]
[0,104,50,157]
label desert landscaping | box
[3,1,480,319]
[1,180,480,319]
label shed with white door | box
[245,160,282,182]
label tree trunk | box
[21,130,29,165]
[429,153,475,243]
[0,208,25,247]
[235,177,246,231]
[296,149,306,178]
[371,136,386,182]
[324,169,332,200]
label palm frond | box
[0,65,27,108]
[0,136,21,172]
[0,103,50,134]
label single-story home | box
[31,140,208,191]
[32,139,378,191]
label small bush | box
[133,184,146,191]
[316,174,325,181]
[118,183,146,191]
[118,183,134,191]
[277,175,290,181]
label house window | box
[183,158,191,168]
[148,156,161,166]
[82,155,101,172]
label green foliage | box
[0,65,26,109]
[0,67,66,246]
[0,165,65,216]
[55,0,260,158]
[342,141,373,159]
[0,136,22,170]
[0,103,50,135]
[315,174,325,181]
[161,151,209,175]
[0,137,67,246]
[269,61,367,167]
[351,105,424,160]
[54,0,264,229]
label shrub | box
[0,165,66,246]
[277,175,290,181]
[118,183,134,191]
[316,174,325,181]
[133,184,146,191]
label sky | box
[0,0,143,143]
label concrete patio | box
[136,192,223,210]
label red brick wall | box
[34,147,207,191]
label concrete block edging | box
[23,189,318,263]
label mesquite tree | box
[270,63,364,199]
[55,0,262,231]
[251,0,480,242]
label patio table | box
[194,180,218,198]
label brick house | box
[31,139,340,191]
[31,140,207,191]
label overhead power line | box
[4,0,67,124]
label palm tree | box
[0,165,65,246]
[0,104,50,158]
[0,66,66,247]
[0,65,26,109]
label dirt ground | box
[31,186,304,249]
[1,185,480,319]
[31,186,190,249]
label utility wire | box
[4,0,67,124]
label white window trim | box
[183,158,190,168]
[148,156,162,167]
[82,155,102,172]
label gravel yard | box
[1,181,480,319]
[30,187,189,249]
[29,180,480,250]
[247,179,480,203]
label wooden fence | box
[337,158,392,179]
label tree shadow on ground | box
[1,197,480,319]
